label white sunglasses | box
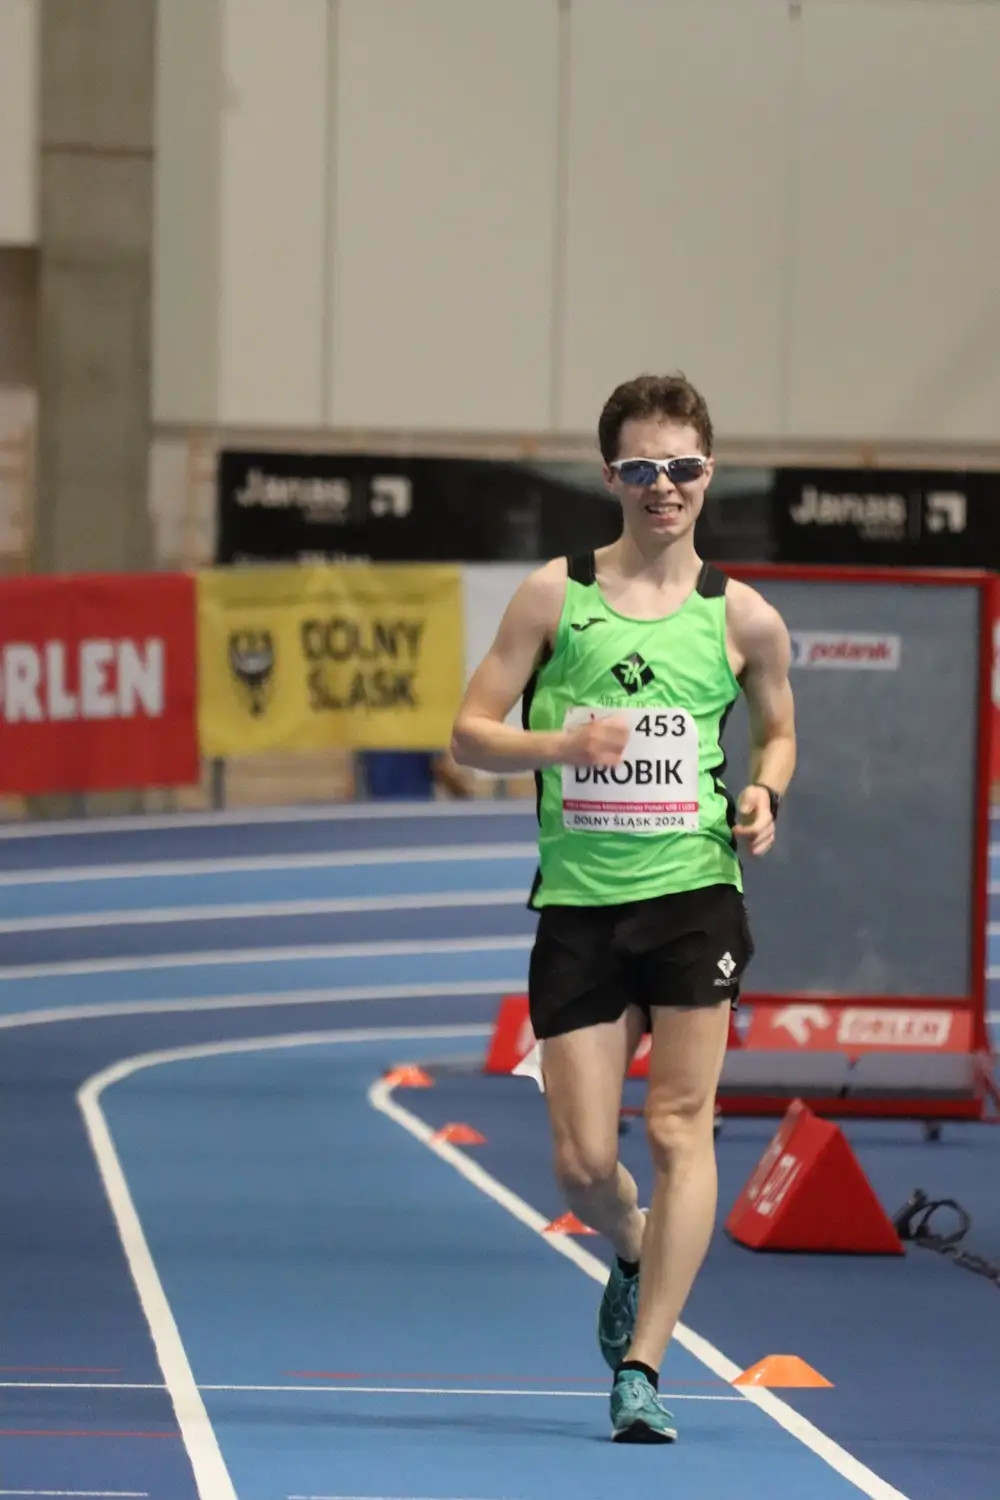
[609,456,709,487]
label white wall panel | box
[787,1,1000,441]
[558,0,790,443]
[0,0,38,245]
[329,0,560,432]
[217,0,328,426]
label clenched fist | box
[733,783,776,856]
[562,715,630,768]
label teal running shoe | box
[610,1368,677,1444]
[597,1257,640,1371]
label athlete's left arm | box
[728,584,797,856]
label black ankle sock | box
[616,1255,640,1278]
[618,1359,658,1390]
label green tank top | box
[524,553,742,908]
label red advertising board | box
[743,999,974,1054]
[992,575,1000,785]
[0,572,199,795]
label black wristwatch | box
[753,783,781,820]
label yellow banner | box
[196,564,464,756]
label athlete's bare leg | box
[622,1001,731,1371]
[540,1006,648,1261]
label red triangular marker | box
[543,1212,597,1236]
[725,1099,904,1254]
[431,1122,486,1145]
[483,995,535,1074]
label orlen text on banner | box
[0,572,199,795]
[196,564,464,756]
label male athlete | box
[450,373,796,1444]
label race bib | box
[562,705,699,834]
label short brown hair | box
[598,373,714,462]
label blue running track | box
[1,801,998,1500]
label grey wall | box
[727,577,980,997]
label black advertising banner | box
[773,468,1000,567]
[215,451,621,565]
[217,450,1000,570]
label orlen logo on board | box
[0,640,165,723]
[789,632,901,670]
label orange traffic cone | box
[383,1065,434,1088]
[734,1355,833,1388]
[431,1122,486,1145]
[542,1212,597,1236]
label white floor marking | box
[79,1104,235,1499]
[76,1024,491,1500]
[0,843,537,889]
[0,798,534,839]
[369,1081,912,1500]
[0,934,534,982]
[0,1380,738,1402]
[0,889,525,935]
[0,978,521,1032]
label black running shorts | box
[527,882,754,1041]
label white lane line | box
[0,1380,738,1402]
[0,799,534,839]
[0,889,525,935]
[80,1105,234,1499]
[369,1085,911,1500]
[78,1024,491,1500]
[0,1382,164,1390]
[0,982,991,1038]
[0,978,520,1032]
[0,934,534,982]
[0,843,537,889]
[0,986,991,1037]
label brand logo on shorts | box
[610,652,655,695]
[714,952,737,987]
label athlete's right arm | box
[450,561,628,773]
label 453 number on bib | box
[634,711,686,739]
[562,705,700,835]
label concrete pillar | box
[31,1,157,813]
[34,0,156,575]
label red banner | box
[0,572,199,795]
[743,999,973,1054]
[992,575,1000,785]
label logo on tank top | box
[610,652,655,695]
[570,617,605,633]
